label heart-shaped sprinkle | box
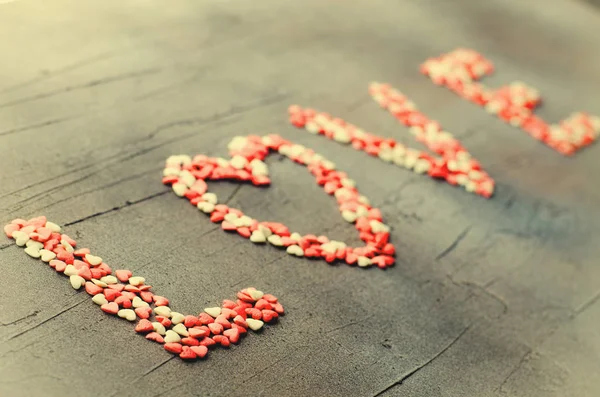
[188,328,208,338]
[262,310,278,323]
[115,296,132,309]
[179,346,197,360]
[145,332,165,344]
[39,249,56,262]
[69,275,85,289]
[248,289,264,300]
[85,281,104,295]
[63,265,77,276]
[172,323,189,337]
[92,294,108,306]
[152,322,166,335]
[164,342,183,354]
[357,256,372,267]
[213,335,230,347]
[135,319,154,333]
[204,307,221,318]
[92,278,107,287]
[24,245,41,258]
[207,322,224,335]
[101,302,119,315]
[44,221,61,232]
[100,275,118,285]
[118,309,137,321]
[132,297,149,308]
[12,231,29,246]
[181,337,200,346]
[152,295,169,306]
[249,230,266,244]
[190,345,208,358]
[4,223,20,238]
[286,245,304,257]
[128,276,145,286]
[77,267,93,281]
[154,306,171,317]
[164,330,181,343]
[115,269,132,282]
[103,288,121,301]
[135,307,152,319]
[246,318,264,331]
[170,312,185,325]
[223,327,240,344]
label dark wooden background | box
[1,0,599,396]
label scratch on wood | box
[372,324,471,396]
[8,299,89,341]
[64,190,169,227]
[435,225,472,261]
[0,117,74,138]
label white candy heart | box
[132,297,149,308]
[197,201,215,213]
[164,330,181,343]
[85,254,102,266]
[129,276,145,286]
[60,239,74,253]
[26,240,44,251]
[341,210,358,223]
[24,245,41,258]
[369,220,390,233]
[163,167,181,177]
[290,232,302,242]
[201,193,218,204]
[154,306,171,317]
[172,182,187,197]
[100,275,117,285]
[204,307,221,318]
[12,231,29,246]
[267,235,283,246]
[118,309,136,321]
[249,289,264,300]
[92,279,108,287]
[64,265,78,276]
[172,323,189,337]
[179,170,196,187]
[39,249,56,262]
[152,322,166,335]
[357,256,372,267]
[249,230,266,244]
[286,245,304,257]
[224,213,239,222]
[230,155,248,170]
[92,294,108,305]
[69,275,85,289]
[258,224,272,237]
[45,221,61,232]
[170,312,185,324]
[246,318,264,331]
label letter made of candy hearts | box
[289,83,495,199]
[421,48,600,155]
[162,134,396,269]
[4,216,284,361]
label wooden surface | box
[1,1,599,396]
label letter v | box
[288,82,495,198]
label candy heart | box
[115,269,132,282]
[12,231,29,246]
[103,288,121,301]
[118,309,137,321]
[188,328,208,338]
[64,265,78,276]
[45,221,61,232]
[154,306,171,317]
[207,322,224,335]
[246,318,264,331]
[132,297,149,308]
[190,345,209,358]
[39,249,56,262]
[172,323,189,337]
[204,307,221,318]
[164,342,183,354]
[164,330,181,343]
[101,302,119,315]
[145,332,165,344]
[100,275,118,285]
[84,281,104,295]
[128,276,145,286]
[135,307,153,319]
[170,312,185,325]
[223,328,240,344]
[248,289,264,300]
[179,346,197,360]
[84,254,102,266]
[92,294,108,306]
[152,322,166,335]
[163,134,396,267]
[213,335,230,347]
[69,275,85,289]
[262,310,278,323]
[135,319,154,333]
[92,278,107,287]
[153,296,169,306]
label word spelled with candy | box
[289,83,495,199]
[4,216,284,361]
[421,48,600,155]
[163,134,395,268]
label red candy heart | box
[134,307,152,319]
[135,319,154,333]
[190,345,208,358]
[101,302,119,315]
[115,269,132,283]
